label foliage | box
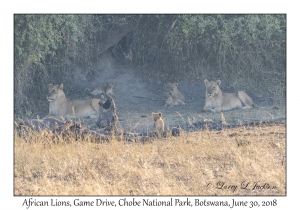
[132,15,285,94]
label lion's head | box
[47,84,64,102]
[152,112,162,121]
[106,82,114,88]
[168,83,178,91]
[204,79,221,98]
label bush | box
[132,15,285,99]
[14,14,286,117]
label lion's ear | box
[158,112,162,117]
[216,80,221,86]
[175,83,178,87]
[204,79,208,85]
[59,84,64,89]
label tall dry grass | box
[14,123,286,196]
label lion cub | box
[152,112,164,137]
[164,92,179,107]
[90,82,115,96]
[168,83,185,105]
[203,79,254,113]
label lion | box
[203,79,254,113]
[168,83,185,105]
[164,92,179,107]
[44,84,100,120]
[89,82,115,97]
[152,112,164,137]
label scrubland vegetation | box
[14,14,286,117]
[14,123,285,196]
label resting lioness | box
[168,83,185,105]
[44,84,100,120]
[203,79,254,113]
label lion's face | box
[107,82,114,88]
[152,112,162,121]
[47,84,64,102]
[168,83,178,91]
[204,79,221,98]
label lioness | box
[168,83,185,105]
[152,112,164,137]
[203,79,254,113]
[44,84,100,120]
[89,82,115,97]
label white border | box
[2,0,297,209]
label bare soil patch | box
[65,63,285,134]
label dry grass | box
[14,123,286,196]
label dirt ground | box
[67,59,286,134]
